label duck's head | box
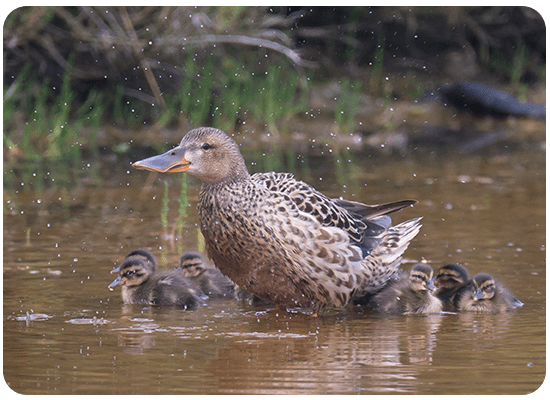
[132,127,249,183]
[409,263,436,292]
[435,262,469,290]
[111,248,156,274]
[471,272,496,301]
[108,258,153,290]
[178,251,207,278]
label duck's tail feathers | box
[353,217,422,299]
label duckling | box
[132,126,422,311]
[111,248,156,274]
[370,264,442,314]
[455,272,523,312]
[108,257,205,308]
[177,251,235,298]
[434,263,469,307]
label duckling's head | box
[409,264,436,292]
[435,263,469,289]
[471,273,496,301]
[132,127,249,183]
[108,258,153,290]
[178,251,207,278]
[111,248,156,274]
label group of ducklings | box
[109,250,522,315]
[108,249,235,309]
[367,262,523,314]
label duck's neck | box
[201,167,251,191]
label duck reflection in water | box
[108,255,205,309]
[455,272,523,313]
[369,263,442,314]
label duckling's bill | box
[132,147,190,173]
[108,276,123,290]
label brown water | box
[3,139,545,394]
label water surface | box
[3,139,545,394]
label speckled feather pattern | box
[199,169,421,310]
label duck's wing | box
[253,172,415,256]
[331,198,417,219]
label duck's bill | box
[132,147,190,173]
[110,265,121,274]
[108,276,123,290]
[473,289,484,301]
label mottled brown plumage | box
[133,127,422,311]
[454,272,523,312]
[369,263,442,314]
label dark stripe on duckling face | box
[409,264,436,292]
[178,252,207,278]
[108,259,151,289]
[472,273,496,301]
[111,249,156,274]
[435,263,469,289]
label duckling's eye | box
[202,143,213,150]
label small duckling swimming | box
[111,248,156,274]
[177,252,235,298]
[434,263,469,307]
[455,272,523,312]
[108,257,204,308]
[370,263,442,314]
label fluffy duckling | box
[370,263,442,314]
[434,263,469,307]
[177,251,235,298]
[108,257,204,308]
[111,248,156,274]
[455,272,523,312]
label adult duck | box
[132,127,422,311]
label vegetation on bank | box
[3,6,546,185]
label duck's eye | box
[202,143,213,150]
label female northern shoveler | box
[369,263,442,314]
[132,127,422,311]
